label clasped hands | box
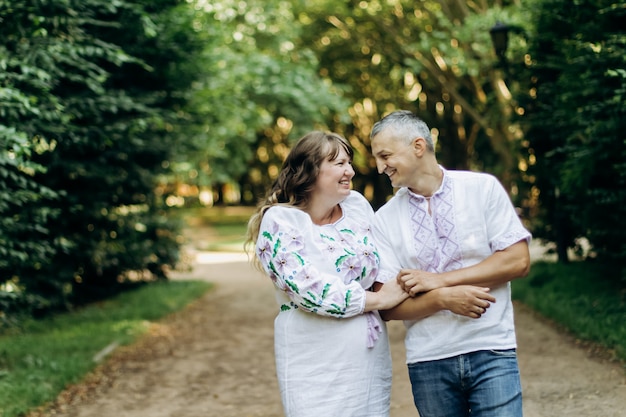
[397,269,495,319]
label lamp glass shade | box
[489,22,510,57]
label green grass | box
[202,223,248,252]
[175,206,254,252]
[178,205,255,226]
[0,280,211,417]
[512,261,626,364]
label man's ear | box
[412,137,428,156]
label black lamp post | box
[489,21,510,63]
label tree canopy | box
[1,0,206,317]
[521,0,626,273]
[273,0,532,207]
[173,0,351,204]
[2,0,625,321]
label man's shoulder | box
[446,169,499,188]
[447,169,495,180]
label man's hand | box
[438,286,495,319]
[396,240,531,296]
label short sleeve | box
[256,206,367,317]
[484,175,532,251]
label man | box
[371,110,531,417]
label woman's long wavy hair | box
[244,131,353,260]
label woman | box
[246,131,408,417]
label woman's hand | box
[397,268,440,296]
[366,280,410,312]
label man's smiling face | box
[371,130,420,189]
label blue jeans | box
[407,349,523,417]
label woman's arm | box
[257,207,400,318]
[364,279,409,312]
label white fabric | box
[373,168,531,364]
[256,191,391,417]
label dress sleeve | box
[256,206,367,318]
[344,192,384,285]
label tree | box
[0,0,74,316]
[292,0,531,207]
[521,0,626,273]
[0,0,205,316]
[172,0,351,205]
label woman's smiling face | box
[312,146,354,202]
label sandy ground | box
[34,249,626,417]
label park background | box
[1,0,625,416]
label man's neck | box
[409,164,443,197]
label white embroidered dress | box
[256,191,391,417]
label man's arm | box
[373,283,495,321]
[398,240,531,296]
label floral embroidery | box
[337,249,361,283]
[256,212,379,317]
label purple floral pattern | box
[256,210,380,317]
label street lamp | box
[489,21,510,62]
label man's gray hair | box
[370,110,434,152]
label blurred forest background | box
[1,0,625,322]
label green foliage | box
[174,0,351,203]
[513,261,626,362]
[291,0,534,207]
[0,0,204,319]
[0,0,67,317]
[0,279,211,417]
[521,0,626,272]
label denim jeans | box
[407,349,523,417]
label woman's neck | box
[306,203,341,225]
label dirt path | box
[37,251,625,417]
